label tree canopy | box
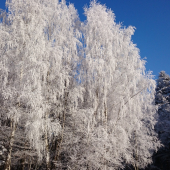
[0,0,161,170]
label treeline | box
[0,0,166,170]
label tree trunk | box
[45,71,51,170]
[104,101,107,131]
[134,130,138,170]
[104,101,107,170]
[55,80,67,161]
[5,120,16,170]
[29,158,32,170]
[45,119,50,170]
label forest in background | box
[0,0,169,170]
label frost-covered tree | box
[153,71,170,169]
[1,0,81,169]
[155,71,170,145]
[0,5,23,169]
[65,1,160,169]
[0,0,59,169]
[0,0,161,169]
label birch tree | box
[0,0,161,169]
[66,1,160,169]
[0,5,21,169]
[0,0,59,169]
[41,1,83,169]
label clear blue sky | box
[0,0,170,79]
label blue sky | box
[0,0,170,79]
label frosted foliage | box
[155,71,170,147]
[0,0,160,169]
[0,0,81,161]
[26,110,61,160]
[72,1,160,169]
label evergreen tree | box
[154,71,170,169]
[155,71,170,146]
